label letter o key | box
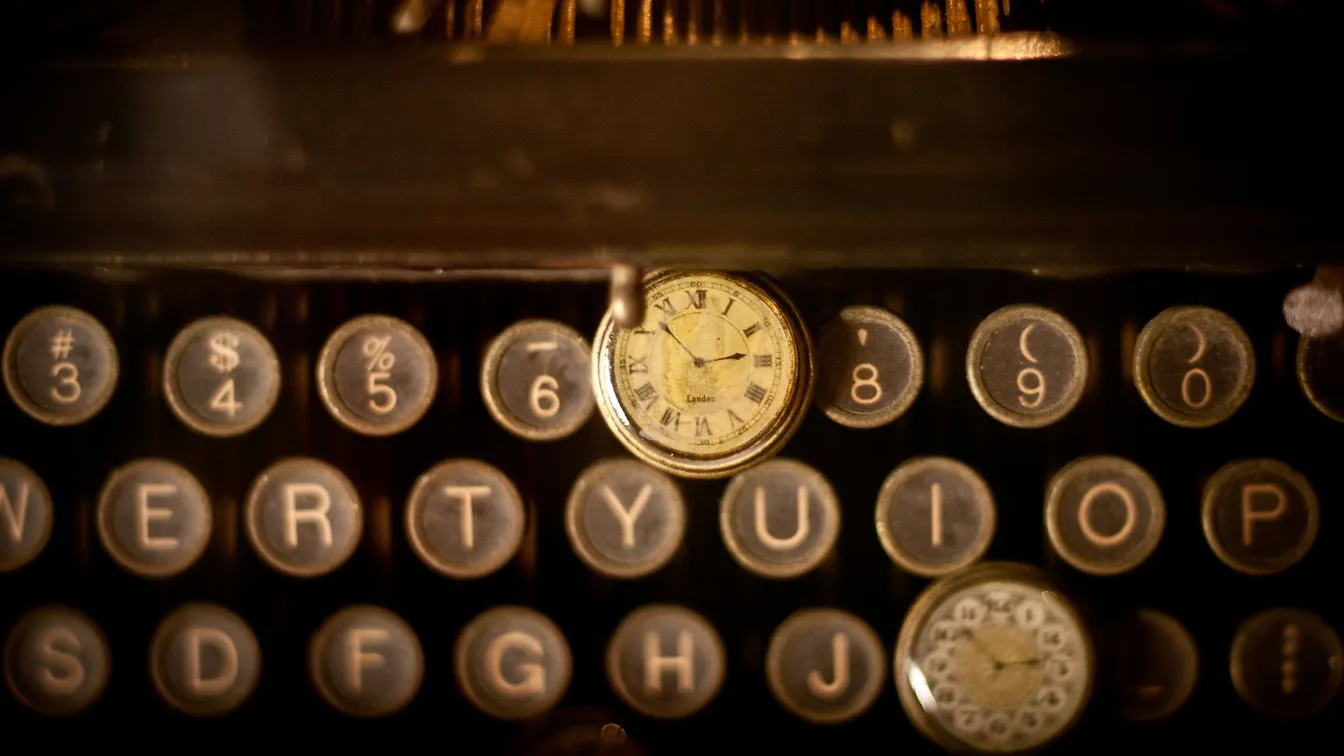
[1046,457,1165,576]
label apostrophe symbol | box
[857,328,869,347]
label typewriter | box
[1,0,1341,751]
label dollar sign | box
[208,332,241,373]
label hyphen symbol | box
[49,330,74,360]
[1281,623,1300,695]
[362,335,398,414]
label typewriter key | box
[895,563,1095,754]
[454,606,573,720]
[1201,459,1318,576]
[3,305,118,426]
[606,604,726,720]
[815,305,924,429]
[966,305,1088,429]
[592,270,814,479]
[482,319,595,441]
[1231,608,1342,718]
[3,606,110,716]
[309,605,424,718]
[163,316,281,437]
[1134,306,1255,428]
[405,459,525,579]
[0,458,53,573]
[1045,456,1165,576]
[1297,335,1344,423]
[150,603,261,717]
[719,458,840,579]
[246,458,363,577]
[316,315,438,436]
[565,458,686,579]
[96,459,212,578]
[875,457,996,578]
[766,608,886,724]
[1117,609,1198,723]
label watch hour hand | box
[703,352,747,364]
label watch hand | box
[659,322,705,367]
[1000,657,1043,667]
[966,630,1005,672]
[702,352,747,364]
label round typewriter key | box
[482,319,596,441]
[1117,609,1198,722]
[606,604,726,720]
[3,305,118,426]
[565,458,686,579]
[150,603,261,717]
[316,314,438,436]
[875,457,995,577]
[1134,306,1255,428]
[1201,459,1317,576]
[719,458,840,579]
[966,305,1088,429]
[766,608,886,725]
[1045,456,1165,576]
[1297,335,1344,423]
[815,305,924,429]
[3,606,110,716]
[405,459,525,579]
[454,606,573,720]
[245,458,363,577]
[163,316,281,437]
[96,459,212,578]
[309,605,424,717]
[1231,608,1342,718]
[0,458,53,573]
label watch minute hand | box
[659,322,704,367]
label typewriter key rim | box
[244,457,365,578]
[1133,306,1256,429]
[404,458,526,580]
[3,604,112,716]
[307,604,425,718]
[718,457,841,579]
[605,603,727,720]
[480,318,596,442]
[1117,608,1199,723]
[564,457,686,580]
[1296,336,1344,424]
[874,456,996,578]
[0,457,53,573]
[453,605,574,720]
[1200,458,1319,576]
[96,458,213,579]
[814,305,925,429]
[765,607,887,725]
[162,315,282,438]
[2,304,120,427]
[965,304,1088,430]
[1044,455,1166,577]
[315,314,439,437]
[894,562,1096,754]
[1229,607,1344,719]
[591,269,814,480]
[148,602,262,717]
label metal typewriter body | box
[2,0,1342,751]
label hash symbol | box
[50,330,74,360]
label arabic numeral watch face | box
[895,563,1095,754]
[592,270,813,479]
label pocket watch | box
[592,270,814,479]
[894,563,1095,754]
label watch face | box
[593,271,812,478]
[897,565,1093,754]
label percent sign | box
[362,335,398,414]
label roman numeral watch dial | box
[592,270,814,479]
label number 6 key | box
[480,319,595,441]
